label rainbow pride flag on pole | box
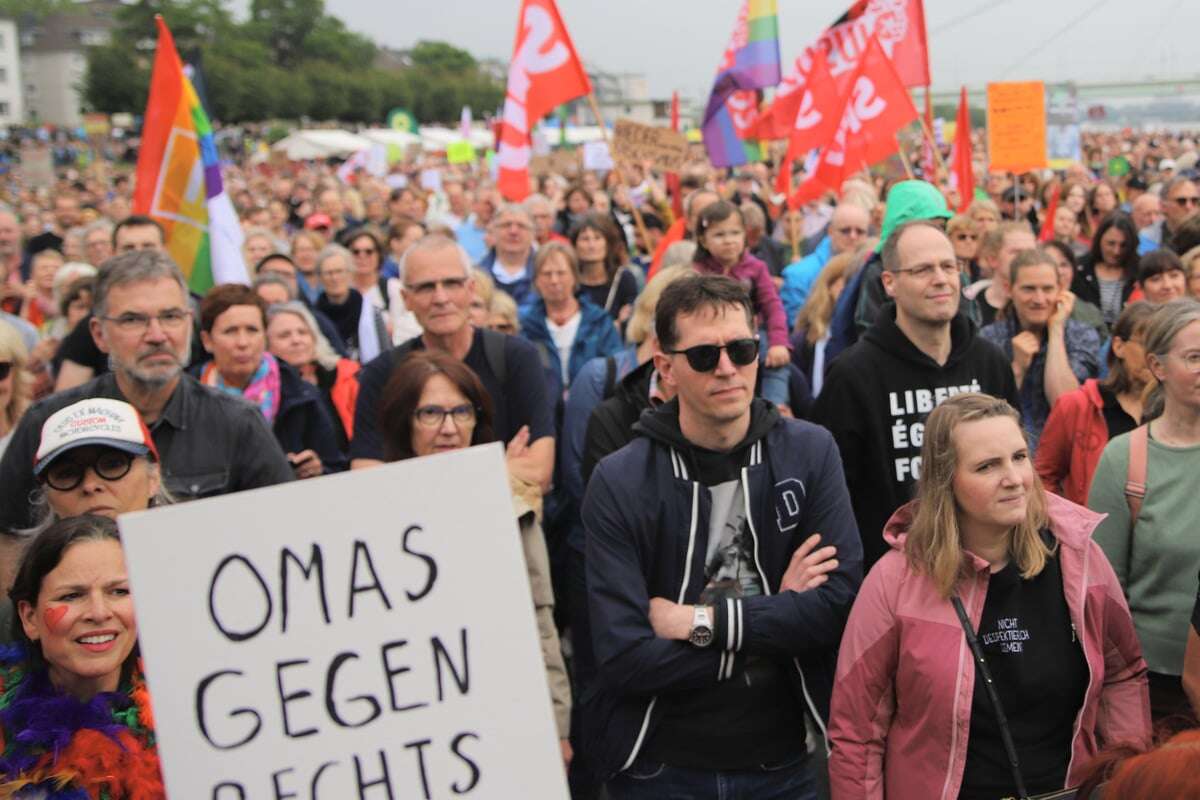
[701,0,780,168]
[133,16,246,293]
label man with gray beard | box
[0,249,293,531]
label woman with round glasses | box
[1090,299,1200,728]
[376,350,573,766]
[29,397,168,532]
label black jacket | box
[273,360,347,473]
[1070,253,1136,315]
[811,304,1020,568]
[582,398,862,777]
[581,359,656,491]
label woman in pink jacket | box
[829,393,1150,800]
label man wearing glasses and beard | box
[581,274,862,800]
[0,250,294,532]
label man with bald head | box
[780,202,870,325]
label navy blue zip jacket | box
[581,398,862,778]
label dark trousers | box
[567,542,602,799]
[607,752,817,800]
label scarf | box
[0,643,164,799]
[316,289,363,346]
[201,351,283,424]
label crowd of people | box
[1,127,1200,797]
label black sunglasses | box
[43,448,135,492]
[665,338,759,372]
[0,362,10,381]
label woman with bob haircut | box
[0,515,164,797]
[829,392,1150,800]
[376,350,573,766]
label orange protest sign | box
[986,81,1047,173]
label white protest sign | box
[582,140,613,171]
[120,444,568,799]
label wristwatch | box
[688,606,714,648]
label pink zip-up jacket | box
[828,492,1151,800]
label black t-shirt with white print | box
[959,541,1089,799]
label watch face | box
[690,626,714,647]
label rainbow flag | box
[702,0,780,168]
[133,16,246,293]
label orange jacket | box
[327,358,360,441]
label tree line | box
[64,0,504,124]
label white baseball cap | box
[34,398,158,476]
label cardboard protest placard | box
[612,118,688,172]
[120,444,568,799]
[530,149,579,177]
[19,144,54,188]
[986,81,1047,174]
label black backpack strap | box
[481,328,508,385]
[377,276,391,310]
[602,355,618,400]
[391,338,416,368]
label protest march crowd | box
[5,0,1200,798]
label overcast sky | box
[318,0,1200,101]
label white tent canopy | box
[359,128,422,149]
[271,129,373,160]
[418,125,494,151]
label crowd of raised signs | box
[2,128,1200,798]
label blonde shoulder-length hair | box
[905,392,1051,598]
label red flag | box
[781,50,841,167]
[757,0,929,140]
[951,86,975,212]
[788,36,919,208]
[1039,185,1060,242]
[647,217,686,280]
[496,0,591,202]
[666,91,683,220]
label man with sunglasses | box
[349,234,555,490]
[780,202,871,326]
[1142,176,1200,254]
[583,274,861,799]
[813,220,1019,569]
[0,249,294,533]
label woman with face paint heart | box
[0,515,163,798]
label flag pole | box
[895,135,915,179]
[584,92,653,256]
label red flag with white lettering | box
[788,36,918,208]
[758,0,929,141]
[783,50,841,163]
[497,0,591,202]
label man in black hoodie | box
[583,275,861,797]
[812,220,1019,568]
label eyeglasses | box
[43,449,135,492]
[1173,196,1200,208]
[1167,351,1200,373]
[350,247,377,256]
[0,362,11,380]
[101,308,191,334]
[414,404,477,428]
[406,277,468,296]
[891,262,961,280]
[835,226,868,236]
[664,338,759,372]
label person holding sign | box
[829,393,1150,800]
[0,515,164,798]
[375,349,573,766]
[583,275,861,798]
